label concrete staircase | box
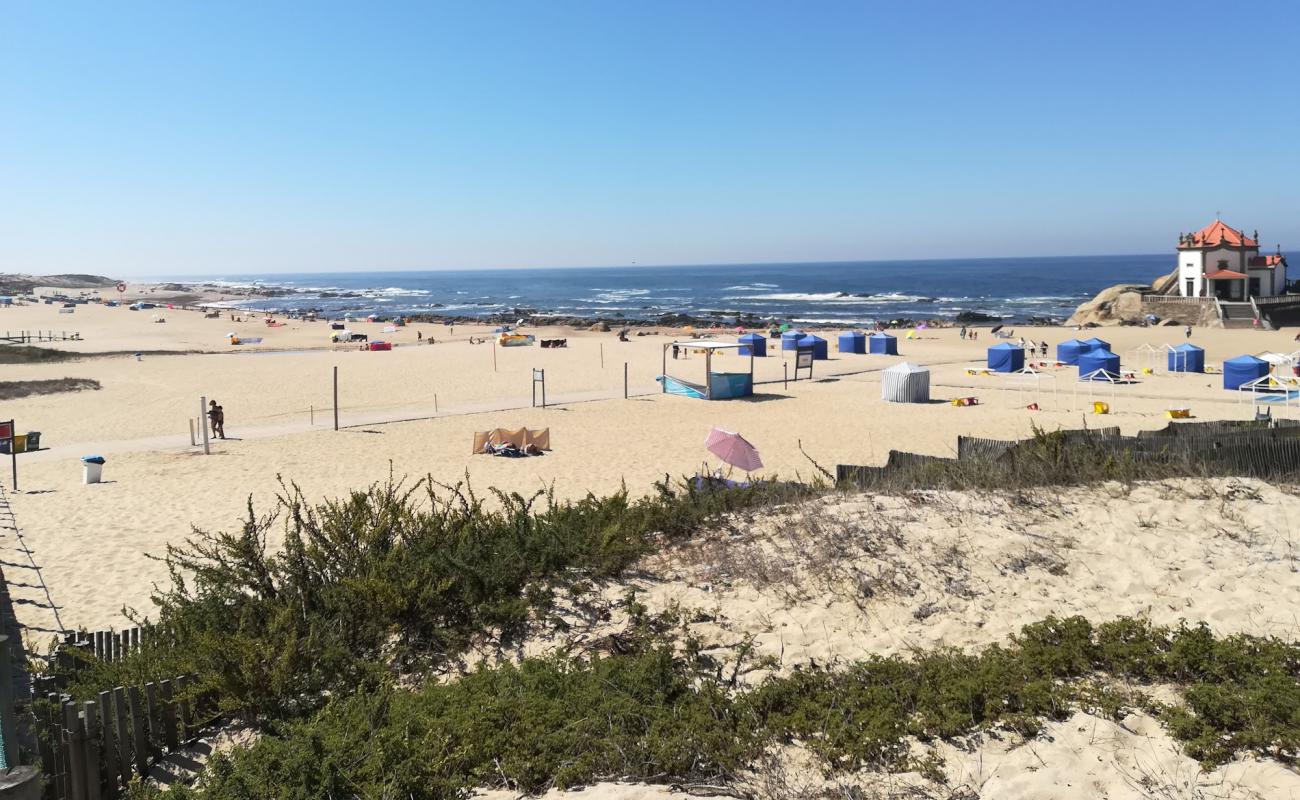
[1219,302,1257,328]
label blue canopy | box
[780,329,805,351]
[1223,355,1270,390]
[868,332,898,355]
[1056,339,1088,365]
[1081,336,1111,352]
[837,331,866,354]
[1168,343,1205,373]
[1078,348,1121,379]
[737,333,766,357]
[987,343,1024,373]
[797,334,828,360]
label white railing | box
[1140,295,1214,304]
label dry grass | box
[0,377,101,399]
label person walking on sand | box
[959,326,967,340]
[1185,325,1192,339]
[207,400,226,439]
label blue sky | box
[2,1,1297,276]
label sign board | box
[116,282,127,293]
[532,368,546,408]
[0,422,11,441]
[794,346,815,381]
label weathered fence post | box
[176,676,192,742]
[159,680,178,751]
[127,685,148,777]
[112,688,131,785]
[64,701,88,800]
[83,700,103,800]
[144,682,160,759]
[98,690,118,799]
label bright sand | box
[6,293,1300,798]
[2,295,1295,633]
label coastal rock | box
[1066,284,1148,326]
[1067,267,1202,327]
[954,310,1002,323]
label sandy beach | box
[5,289,1300,798]
[3,289,1298,635]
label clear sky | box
[2,1,1297,276]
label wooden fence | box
[0,331,80,344]
[58,628,151,666]
[839,421,1300,488]
[36,675,202,800]
[32,628,212,800]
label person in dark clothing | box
[208,400,226,439]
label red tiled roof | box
[1180,220,1258,249]
[1248,254,1286,268]
[1204,269,1247,279]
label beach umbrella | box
[704,427,763,472]
[779,323,791,332]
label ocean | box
[165,254,1171,326]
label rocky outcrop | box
[1067,268,1198,326]
[1066,283,1151,326]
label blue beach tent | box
[780,329,805,351]
[838,331,866,354]
[1056,339,1088,365]
[1223,355,1270,390]
[987,343,1024,373]
[737,333,766,357]
[1078,348,1121,379]
[1167,344,1205,373]
[797,334,829,360]
[1081,337,1111,352]
[868,332,898,355]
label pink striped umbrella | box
[704,428,763,472]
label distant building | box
[1177,220,1287,300]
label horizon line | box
[123,250,1202,281]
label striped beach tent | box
[881,361,930,403]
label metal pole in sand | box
[199,397,210,455]
[493,339,498,372]
[624,362,628,399]
[600,343,604,369]
[784,362,788,390]
[333,367,339,431]
[188,419,196,447]
[310,405,314,426]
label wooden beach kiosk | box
[659,341,754,400]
